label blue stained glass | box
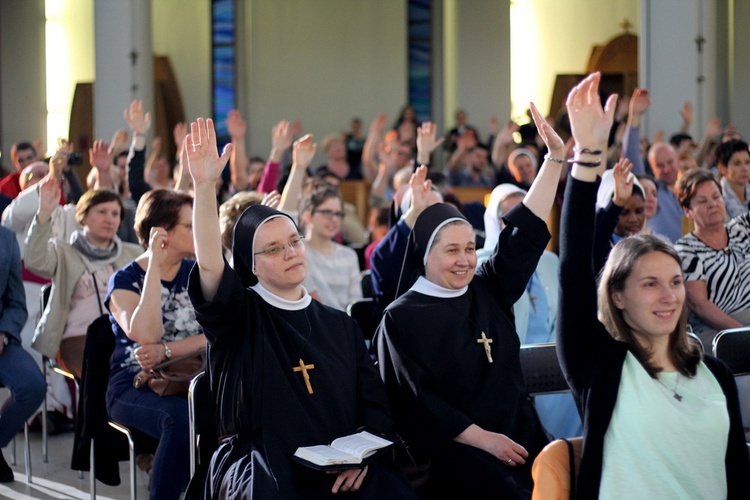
[408,1,431,121]
[213,0,235,44]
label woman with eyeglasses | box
[299,186,363,310]
[184,118,415,498]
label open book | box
[292,431,393,470]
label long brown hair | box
[597,234,701,377]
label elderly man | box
[622,88,684,242]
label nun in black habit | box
[373,103,566,499]
[183,117,415,499]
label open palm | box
[186,118,232,185]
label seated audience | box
[559,72,749,499]
[106,189,206,500]
[184,117,415,498]
[364,205,390,270]
[674,168,750,348]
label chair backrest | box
[360,269,373,298]
[686,329,704,353]
[519,343,570,396]
[346,298,379,342]
[712,327,750,375]
[531,437,583,500]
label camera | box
[67,152,83,165]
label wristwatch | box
[163,342,172,359]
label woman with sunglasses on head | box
[299,186,362,310]
[558,73,749,499]
[185,118,415,499]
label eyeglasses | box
[254,236,305,257]
[175,222,193,231]
[313,209,345,219]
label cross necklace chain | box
[656,376,683,402]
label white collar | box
[410,275,468,298]
[250,282,312,310]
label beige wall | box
[244,0,407,163]
[0,0,46,170]
[152,0,212,125]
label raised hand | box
[151,136,163,153]
[489,117,499,136]
[226,109,247,140]
[123,100,151,134]
[173,122,188,151]
[497,121,519,146]
[407,165,433,216]
[185,118,233,186]
[628,88,651,118]
[292,134,317,171]
[370,113,387,133]
[611,158,634,206]
[89,139,112,173]
[704,117,722,139]
[416,121,444,164]
[529,102,564,159]
[566,72,617,150]
[457,130,477,151]
[110,128,130,155]
[272,121,295,154]
[261,190,281,209]
[37,177,61,223]
[680,101,693,125]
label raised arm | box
[258,120,294,193]
[362,113,387,182]
[622,88,650,175]
[23,178,62,277]
[278,134,316,213]
[522,102,565,220]
[558,72,618,382]
[124,100,152,204]
[187,118,233,302]
[89,139,115,191]
[227,109,249,191]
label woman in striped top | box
[674,168,750,348]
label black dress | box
[374,204,551,499]
[186,261,415,499]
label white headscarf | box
[482,183,527,251]
[596,169,645,210]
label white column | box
[93,0,153,141]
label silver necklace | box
[655,375,683,402]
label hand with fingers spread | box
[226,109,247,140]
[186,118,233,187]
[416,121,444,164]
[292,134,317,172]
[611,158,635,207]
[402,165,436,229]
[36,177,62,224]
[566,72,617,152]
[123,100,151,135]
[260,190,281,209]
[110,128,130,156]
[270,121,294,163]
[89,139,113,175]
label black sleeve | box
[127,147,152,205]
[63,169,85,204]
[593,201,622,274]
[370,221,410,319]
[188,259,245,343]
[557,176,616,391]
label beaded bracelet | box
[573,147,603,155]
[544,154,565,164]
[567,159,602,168]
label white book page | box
[294,445,359,465]
[330,431,392,458]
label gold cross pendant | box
[293,358,315,394]
[476,332,494,363]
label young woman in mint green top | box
[557,73,749,499]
